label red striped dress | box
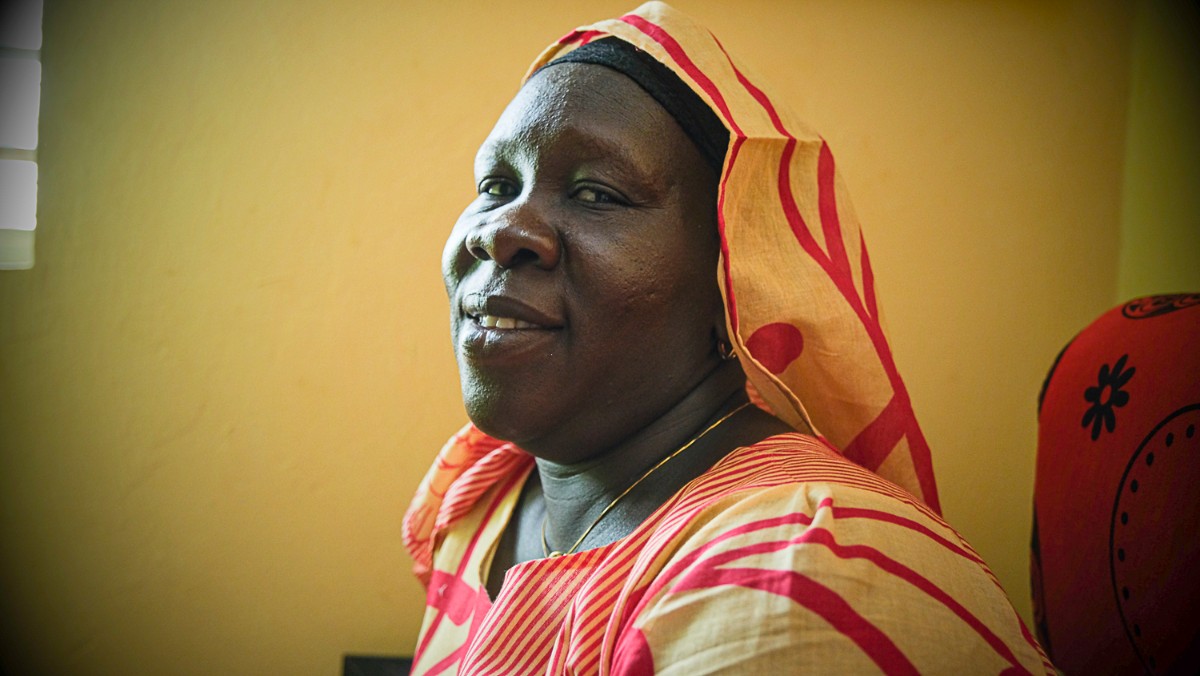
[404,429,1052,674]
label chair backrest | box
[1032,293,1200,673]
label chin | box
[459,370,547,447]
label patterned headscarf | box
[536,37,730,175]
[527,1,941,512]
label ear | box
[711,260,732,348]
[711,293,739,361]
[710,325,727,351]
[713,323,730,347]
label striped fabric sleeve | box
[403,424,525,587]
[611,482,1053,674]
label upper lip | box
[461,291,564,329]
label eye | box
[478,178,519,198]
[573,185,624,206]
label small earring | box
[717,339,738,361]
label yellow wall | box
[0,1,1146,673]
[1117,0,1200,299]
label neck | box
[536,360,750,552]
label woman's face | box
[443,62,723,463]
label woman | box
[405,3,1051,673]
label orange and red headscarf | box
[529,1,941,512]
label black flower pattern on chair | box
[1121,293,1200,319]
[1082,354,1135,441]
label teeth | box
[476,314,535,330]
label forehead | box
[477,63,688,167]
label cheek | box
[441,216,474,296]
[586,231,717,327]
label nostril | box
[468,244,492,261]
[509,248,540,267]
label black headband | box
[539,37,730,174]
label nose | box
[465,203,561,270]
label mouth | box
[461,292,564,332]
[472,314,539,330]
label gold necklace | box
[540,401,751,558]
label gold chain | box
[541,401,751,558]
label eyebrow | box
[476,124,668,194]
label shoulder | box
[650,433,964,580]
[665,432,942,530]
[402,424,532,586]
[614,433,1051,673]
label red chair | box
[1032,293,1200,673]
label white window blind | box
[0,0,44,270]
